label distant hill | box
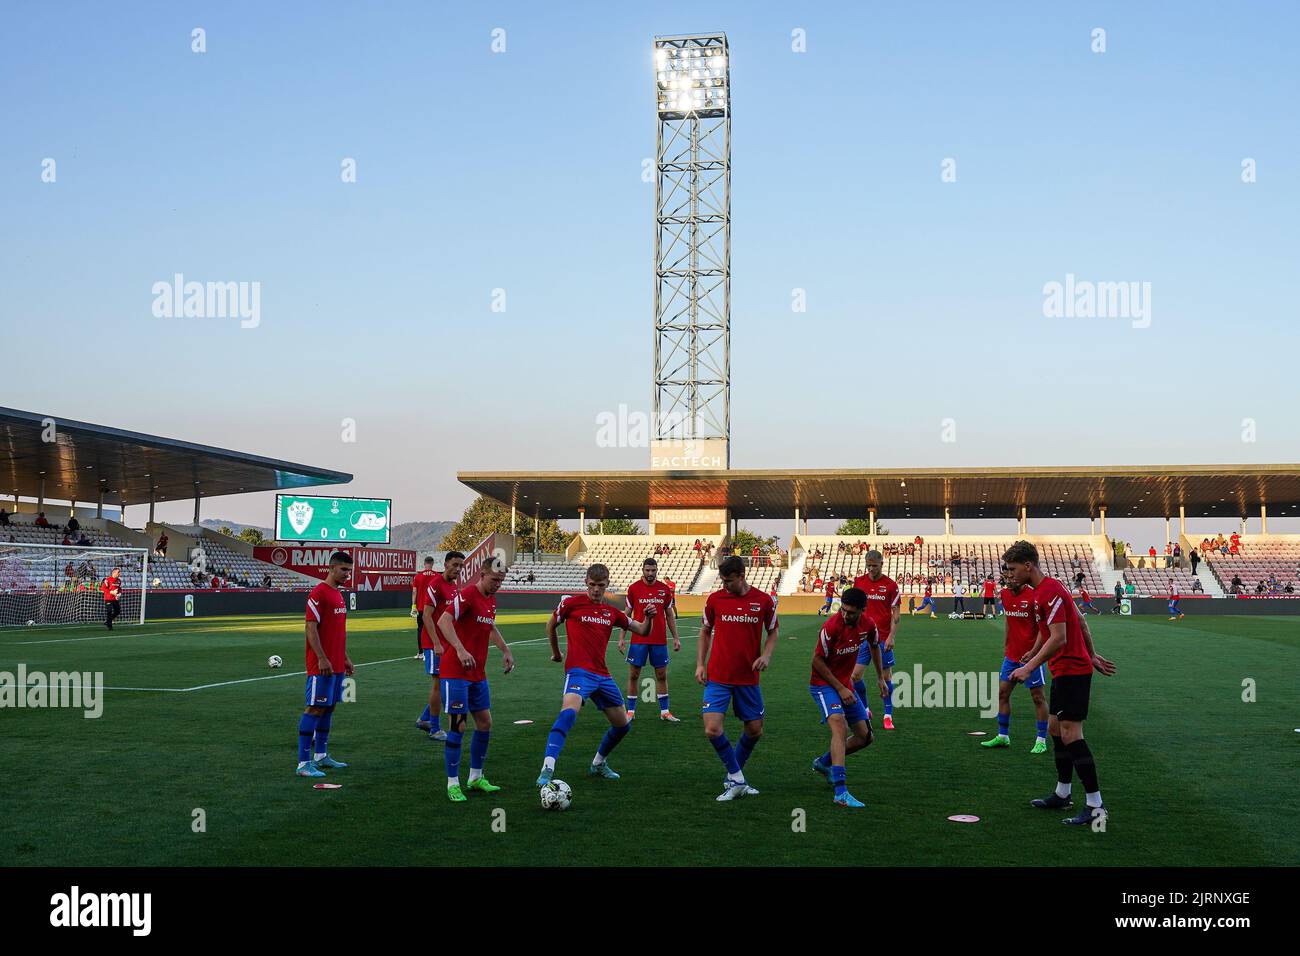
[391,521,458,554]
[203,518,456,553]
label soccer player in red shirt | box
[536,563,657,787]
[296,551,354,778]
[412,555,436,652]
[1004,541,1116,825]
[810,588,884,808]
[1074,582,1099,614]
[617,557,681,722]
[817,580,836,616]
[981,568,1049,752]
[981,575,998,619]
[100,567,123,629]
[417,551,465,740]
[434,557,514,802]
[698,556,780,801]
[851,550,901,728]
[912,580,937,618]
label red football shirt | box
[305,582,348,675]
[811,610,870,687]
[1000,586,1038,661]
[852,573,899,640]
[553,593,631,676]
[1032,577,1092,677]
[421,572,460,650]
[701,586,778,686]
[923,583,933,598]
[825,583,835,598]
[100,576,122,602]
[413,570,434,610]
[625,578,674,646]
[438,585,497,682]
[982,579,996,599]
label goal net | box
[0,543,150,627]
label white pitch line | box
[99,627,702,694]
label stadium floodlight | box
[652,33,731,466]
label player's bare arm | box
[1079,615,1116,676]
[626,603,656,638]
[437,612,475,670]
[305,620,333,676]
[488,626,515,673]
[870,641,887,699]
[753,622,779,671]
[812,654,853,704]
[546,613,563,663]
[695,622,713,683]
[667,605,680,651]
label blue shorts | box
[422,648,440,676]
[809,684,869,725]
[821,598,833,609]
[442,677,491,714]
[918,597,936,610]
[855,641,876,666]
[999,656,1046,689]
[626,642,669,669]
[563,667,625,710]
[305,673,346,707]
[702,681,765,721]
[879,645,896,669]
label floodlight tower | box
[651,33,731,468]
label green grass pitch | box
[2,609,1297,866]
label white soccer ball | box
[26,619,35,627]
[540,779,572,811]
[268,655,283,669]
[152,578,162,587]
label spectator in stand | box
[61,533,73,546]
[35,512,50,527]
[1172,543,1181,558]
[0,507,8,526]
[1230,574,1243,593]
[211,574,221,589]
[1189,548,1200,576]
[526,571,535,584]
[1148,545,1158,560]
[1112,581,1124,613]
[914,535,923,547]
[262,573,273,589]
[77,532,91,545]
[1228,533,1240,556]
[1254,581,1266,594]
[1286,582,1295,594]
[1191,578,1204,594]
[155,533,169,557]
[64,515,80,534]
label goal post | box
[0,542,151,627]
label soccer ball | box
[540,779,572,811]
[152,577,162,587]
[267,655,283,669]
[26,619,35,627]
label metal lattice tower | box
[652,33,730,463]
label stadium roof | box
[459,464,1300,522]
[0,407,352,507]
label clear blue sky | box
[3,1,1297,543]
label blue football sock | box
[444,730,464,779]
[545,708,578,763]
[658,694,669,713]
[419,705,431,723]
[710,733,741,774]
[625,695,637,714]
[469,729,490,770]
[597,722,630,757]
[313,708,333,756]
[996,712,1010,737]
[1035,719,1049,739]
[816,750,831,767]
[831,765,847,797]
[735,732,758,769]
[884,680,894,716]
[297,712,319,762]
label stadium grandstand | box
[459,463,1300,611]
[0,406,356,625]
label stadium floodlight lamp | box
[654,35,729,118]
